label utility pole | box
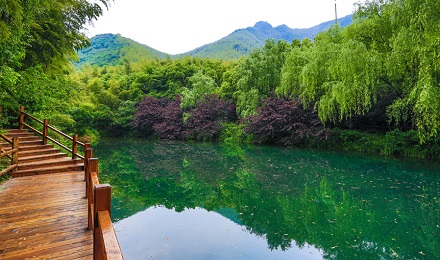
[335,0,338,24]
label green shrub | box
[319,128,440,160]
[384,130,440,159]
[219,122,252,144]
[80,128,100,145]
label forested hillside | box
[1,0,439,159]
[75,34,168,68]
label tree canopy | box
[275,0,440,142]
[0,0,110,125]
[2,0,439,151]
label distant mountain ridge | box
[180,14,353,59]
[75,14,353,67]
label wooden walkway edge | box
[0,171,93,259]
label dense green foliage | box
[68,57,233,138]
[277,0,440,143]
[0,0,109,129]
[1,0,439,159]
[317,128,440,159]
[0,173,10,185]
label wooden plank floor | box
[0,171,93,259]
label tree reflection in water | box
[95,138,440,259]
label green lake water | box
[94,138,440,259]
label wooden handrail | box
[48,124,73,141]
[22,111,44,124]
[18,106,85,160]
[0,134,13,144]
[86,157,123,259]
[22,122,43,136]
[0,148,18,157]
[97,210,122,259]
[0,164,17,176]
[0,136,19,177]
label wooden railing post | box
[88,158,99,230]
[94,184,112,219]
[43,119,49,145]
[87,158,99,199]
[84,146,93,181]
[12,137,19,172]
[94,184,112,259]
[72,134,78,159]
[18,106,25,130]
[85,142,91,150]
[85,148,94,197]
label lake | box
[94,138,440,259]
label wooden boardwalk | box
[0,129,95,259]
[0,171,93,259]
[0,109,122,259]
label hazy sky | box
[87,0,361,55]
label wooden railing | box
[17,106,123,259]
[0,134,19,177]
[85,152,123,259]
[19,106,85,159]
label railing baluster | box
[84,147,93,182]
[72,134,78,159]
[43,119,49,145]
[88,158,99,230]
[12,137,19,172]
[88,158,99,199]
[19,106,25,130]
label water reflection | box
[95,138,440,259]
[115,207,322,259]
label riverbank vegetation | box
[1,0,439,160]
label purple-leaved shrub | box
[244,97,329,145]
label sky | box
[87,0,361,55]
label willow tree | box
[380,0,440,142]
[349,0,440,141]
[277,39,313,100]
[233,39,291,117]
[279,0,440,142]
[279,25,380,123]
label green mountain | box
[75,15,352,67]
[74,34,168,68]
[179,14,353,59]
